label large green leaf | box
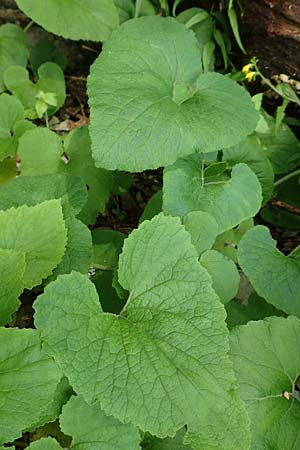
[88,16,258,172]
[0,24,28,92]
[61,126,114,224]
[163,156,262,233]
[0,173,87,217]
[35,214,250,450]
[230,316,300,450]
[238,225,300,316]
[3,62,66,118]
[223,135,274,203]
[0,200,67,289]
[0,328,62,445]
[16,0,119,41]
[60,395,140,450]
[0,248,25,326]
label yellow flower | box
[242,63,253,74]
[245,71,256,82]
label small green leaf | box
[238,225,300,316]
[0,93,26,160]
[183,210,218,255]
[0,200,67,289]
[0,248,25,326]
[4,62,66,118]
[163,156,262,233]
[92,229,126,270]
[0,328,62,445]
[16,0,119,41]
[0,24,28,92]
[60,395,141,450]
[88,16,258,171]
[200,249,240,304]
[35,214,250,450]
[18,128,62,175]
[140,191,162,223]
[227,7,246,54]
[30,40,68,74]
[213,219,253,263]
[230,316,300,450]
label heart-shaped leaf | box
[163,155,262,233]
[3,62,65,118]
[35,214,250,450]
[238,225,300,316]
[230,316,300,450]
[88,16,258,171]
[0,24,28,92]
[16,0,119,42]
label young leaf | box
[88,16,258,171]
[4,62,66,119]
[18,127,62,175]
[0,328,62,445]
[230,316,300,450]
[200,249,240,304]
[182,210,218,255]
[61,126,114,225]
[163,156,262,233]
[16,0,119,42]
[0,200,67,289]
[0,248,25,326]
[60,395,140,450]
[0,24,28,92]
[238,225,300,317]
[35,214,250,450]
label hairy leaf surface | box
[35,214,250,450]
[230,316,300,450]
[88,16,258,171]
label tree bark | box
[240,0,300,79]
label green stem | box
[24,20,34,33]
[274,168,300,187]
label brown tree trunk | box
[240,0,300,79]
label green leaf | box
[213,219,253,263]
[142,428,192,450]
[227,7,246,54]
[0,200,67,289]
[88,16,258,172]
[182,210,218,255]
[260,205,300,230]
[92,229,126,270]
[140,191,162,223]
[30,40,68,74]
[92,270,126,314]
[26,438,62,450]
[200,249,240,304]
[0,157,17,184]
[0,173,87,217]
[230,316,300,450]
[0,248,25,326]
[61,126,114,224]
[60,395,140,450]
[19,127,62,175]
[0,24,28,92]
[256,110,300,174]
[225,293,285,329]
[0,328,62,445]
[163,156,262,233]
[0,93,24,160]
[35,214,250,450]
[223,135,274,203]
[16,0,119,41]
[238,225,300,317]
[4,62,66,118]
[50,216,92,279]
